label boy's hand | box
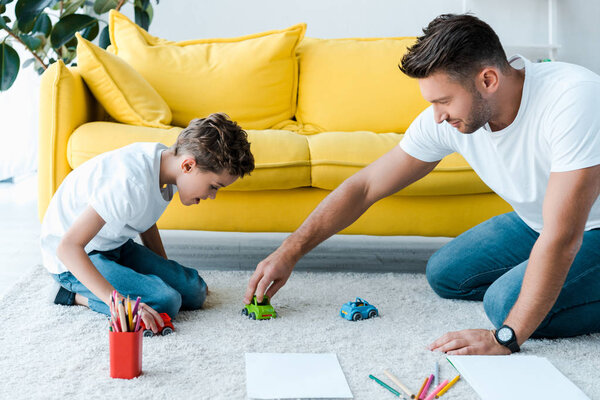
[139,303,164,334]
[244,247,297,304]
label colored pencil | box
[424,380,448,400]
[435,375,460,398]
[383,369,416,398]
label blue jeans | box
[426,212,600,338]
[52,239,207,318]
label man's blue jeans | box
[52,239,207,318]
[426,212,600,338]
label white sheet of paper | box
[245,353,353,399]
[447,355,590,400]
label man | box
[244,14,600,355]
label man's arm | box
[504,164,600,344]
[430,164,600,354]
[140,223,167,259]
[244,145,440,303]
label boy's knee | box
[155,286,182,318]
[182,274,208,310]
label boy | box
[42,113,254,333]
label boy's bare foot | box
[74,293,89,307]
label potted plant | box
[0,0,158,91]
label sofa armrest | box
[38,60,98,221]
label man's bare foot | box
[74,293,89,307]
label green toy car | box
[242,296,277,320]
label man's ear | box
[479,67,500,94]
[181,158,197,173]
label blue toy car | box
[340,297,378,321]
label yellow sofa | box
[38,13,511,237]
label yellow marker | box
[127,295,133,331]
[435,375,460,398]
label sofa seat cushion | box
[67,122,311,191]
[307,131,492,196]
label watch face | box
[497,327,513,342]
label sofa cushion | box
[295,37,430,134]
[307,131,492,196]
[75,33,172,129]
[67,122,311,191]
[108,10,305,130]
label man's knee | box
[483,282,517,329]
[426,250,463,299]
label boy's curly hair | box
[173,113,255,177]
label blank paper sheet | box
[245,353,353,399]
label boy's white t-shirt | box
[400,55,600,233]
[41,143,176,274]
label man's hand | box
[429,329,511,355]
[244,247,298,304]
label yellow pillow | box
[296,37,430,133]
[109,10,306,129]
[75,33,172,128]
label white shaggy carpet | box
[1,266,598,399]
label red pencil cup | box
[109,329,143,379]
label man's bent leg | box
[483,228,600,338]
[426,212,538,300]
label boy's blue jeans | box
[426,212,600,338]
[52,239,207,318]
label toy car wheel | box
[352,312,362,321]
[161,327,173,336]
[242,308,248,316]
[249,312,256,320]
[143,329,154,337]
[368,310,377,318]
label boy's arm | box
[56,206,115,305]
[139,224,167,259]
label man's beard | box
[461,90,493,134]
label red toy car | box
[141,312,174,337]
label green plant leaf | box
[98,25,110,48]
[80,20,98,42]
[19,33,42,49]
[61,0,85,17]
[93,0,118,15]
[0,0,14,5]
[0,41,20,91]
[32,12,51,35]
[50,13,97,48]
[0,15,9,30]
[134,6,149,31]
[15,0,54,33]
[0,4,6,13]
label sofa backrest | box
[294,37,430,134]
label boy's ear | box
[181,158,197,173]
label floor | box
[0,174,451,296]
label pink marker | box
[420,374,434,399]
[424,380,449,400]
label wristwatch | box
[494,325,520,353]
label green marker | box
[369,374,401,397]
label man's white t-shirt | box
[41,143,176,274]
[400,55,600,233]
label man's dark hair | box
[399,14,510,82]
[173,113,255,178]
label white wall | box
[148,0,600,73]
